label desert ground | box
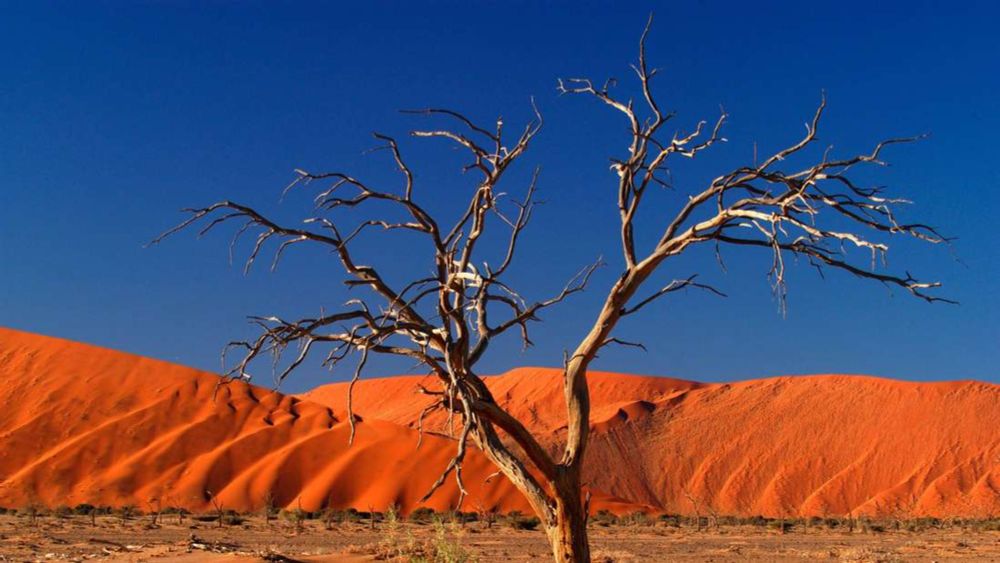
[2,513,1000,562]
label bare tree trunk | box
[546,470,590,563]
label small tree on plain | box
[263,490,276,527]
[206,490,225,528]
[146,496,162,526]
[154,16,950,562]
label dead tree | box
[146,496,162,527]
[263,490,276,527]
[682,487,705,532]
[152,16,950,562]
[206,490,225,528]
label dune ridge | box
[1,327,998,517]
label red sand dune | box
[1,327,998,518]
[306,370,1000,517]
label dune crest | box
[1,328,998,517]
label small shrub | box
[321,508,338,529]
[657,513,680,527]
[768,519,793,533]
[431,517,473,562]
[863,522,886,533]
[912,516,940,530]
[621,511,652,527]
[977,519,1000,532]
[448,510,477,525]
[716,515,740,527]
[409,506,437,523]
[319,508,360,525]
[685,515,709,529]
[222,514,244,526]
[505,511,540,531]
[73,503,96,516]
[281,508,307,531]
[592,509,618,527]
[116,505,140,522]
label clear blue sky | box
[1,2,997,391]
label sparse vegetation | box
[473,502,498,530]
[7,499,1000,536]
[115,504,138,525]
[409,506,438,523]
[505,511,542,531]
[2,506,999,562]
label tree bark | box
[546,469,590,563]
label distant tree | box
[263,490,276,526]
[146,496,162,526]
[153,16,950,562]
[206,490,224,528]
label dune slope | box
[0,328,535,514]
[305,368,1000,517]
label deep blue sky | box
[1,2,997,391]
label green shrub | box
[281,508,307,522]
[409,506,437,523]
[430,517,473,562]
[621,511,652,526]
[318,508,362,524]
[446,510,477,525]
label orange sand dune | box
[1,328,998,518]
[301,368,700,437]
[305,369,1000,518]
[0,328,541,514]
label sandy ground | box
[1,515,999,562]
